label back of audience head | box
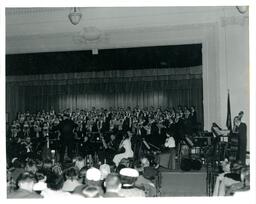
[104,173,121,193]
[16,172,36,192]
[65,167,78,181]
[85,167,102,186]
[74,156,85,170]
[100,164,111,180]
[25,159,37,174]
[52,163,63,176]
[45,172,64,191]
[119,168,139,187]
[12,158,23,169]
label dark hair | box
[65,167,78,181]
[79,167,88,184]
[116,164,126,173]
[12,159,23,168]
[46,172,64,191]
[26,159,36,168]
[43,159,52,169]
[35,172,45,182]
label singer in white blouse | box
[113,131,134,167]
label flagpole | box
[226,90,232,132]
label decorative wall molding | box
[6,22,215,54]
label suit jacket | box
[103,191,123,198]
[238,122,247,164]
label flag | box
[226,91,232,131]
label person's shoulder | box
[103,192,124,198]
[72,184,87,194]
[8,189,42,199]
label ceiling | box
[6,6,243,54]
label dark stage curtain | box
[6,66,203,125]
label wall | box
[218,11,249,149]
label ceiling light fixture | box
[68,7,82,25]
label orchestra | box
[7,106,199,166]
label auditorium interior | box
[5,7,250,198]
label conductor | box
[58,114,77,162]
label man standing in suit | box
[234,116,247,165]
[58,114,77,163]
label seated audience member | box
[226,166,250,196]
[78,167,87,184]
[9,158,25,184]
[135,164,157,197]
[33,173,47,193]
[73,167,103,196]
[41,172,70,198]
[119,168,145,197]
[100,163,111,180]
[213,161,242,196]
[62,167,81,192]
[213,159,231,196]
[8,172,42,199]
[7,169,14,193]
[78,167,88,184]
[103,174,123,197]
[74,156,85,171]
[135,164,155,188]
[41,159,53,173]
[141,157,158,180]
[52,163,63,176]
[25,159,38,174]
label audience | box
[8,172,42,199]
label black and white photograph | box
[2,1,255,202]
